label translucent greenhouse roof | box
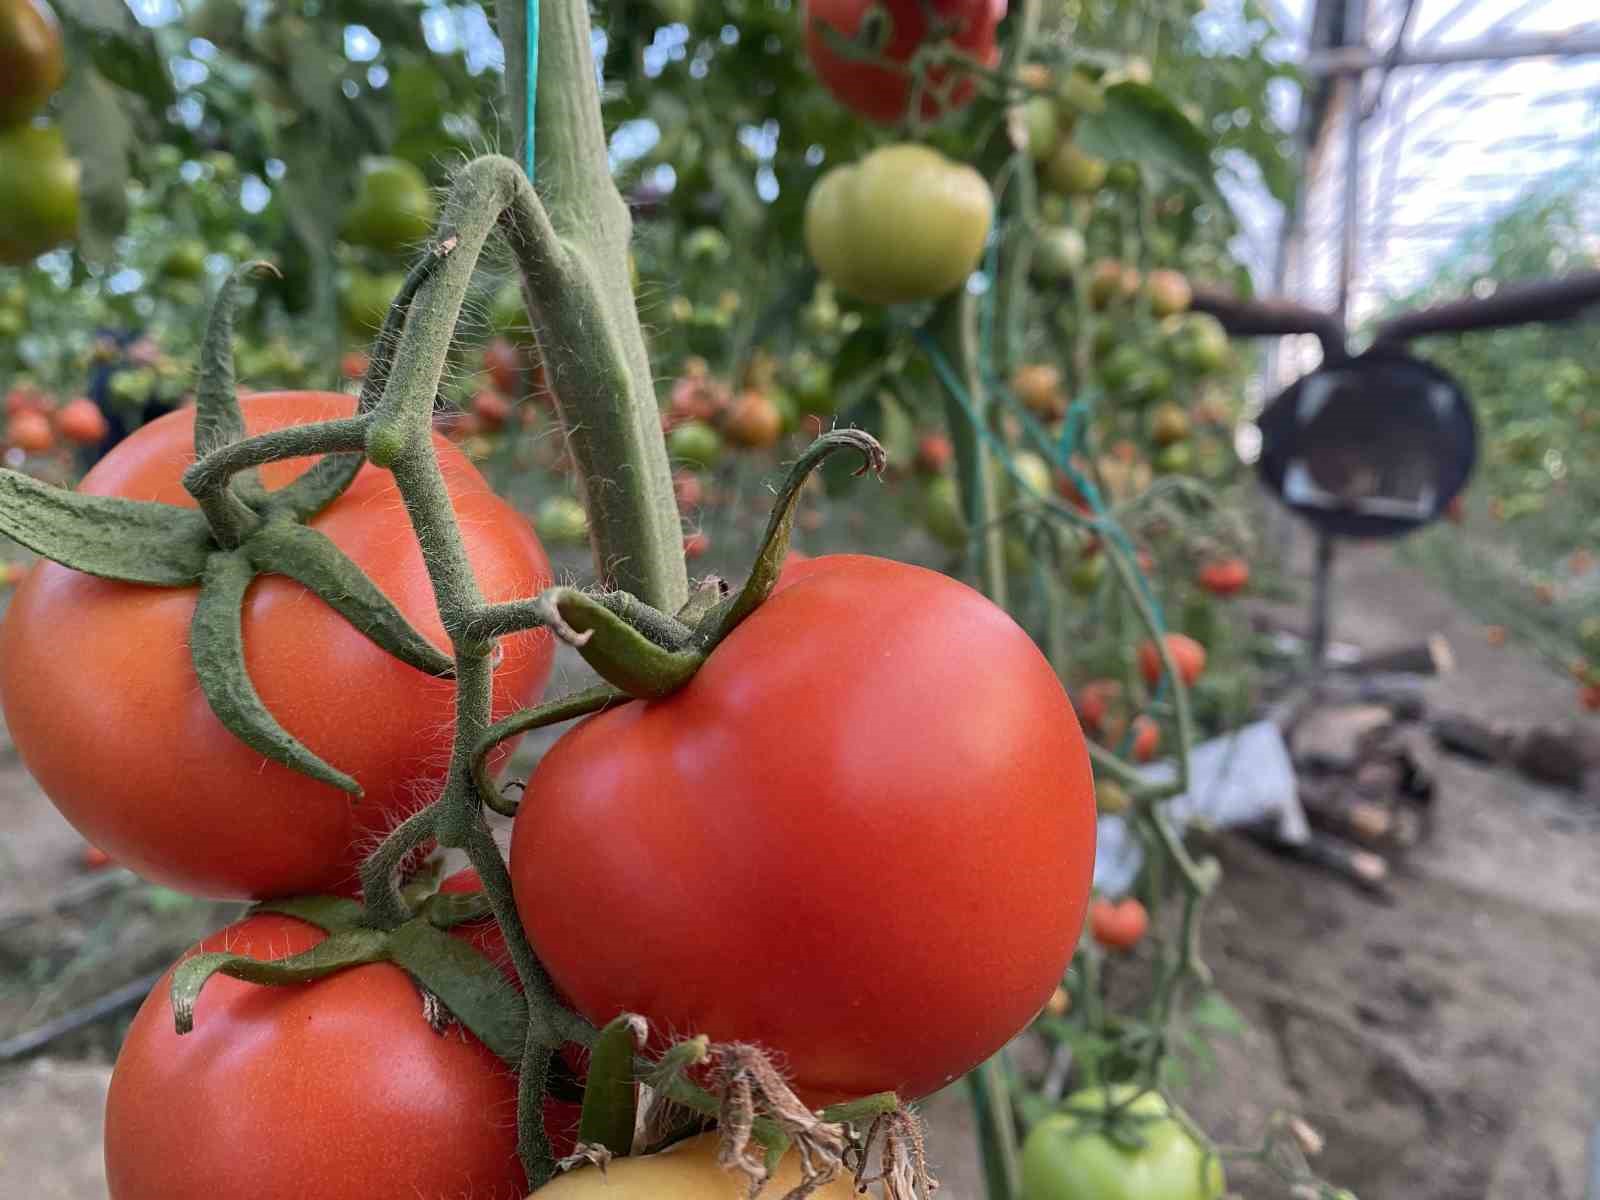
[1257,0,1600,324]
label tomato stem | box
[496,0,686,612]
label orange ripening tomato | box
[0,393,555,899]
[1089,897,1148,951]
[1138,633,1206,688]
[6,408,53,452]
[1130,715,1160,763]
[55,396,108,445]
[510,554,1095,1107]
[1195,557,1249,596]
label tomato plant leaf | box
[387,920,529,1065]
[169,927,392,1035]
[245,520,456,679]
[54,67,133,261]
[250,895,371,933]
[52,0,173,111]
[1076,83,1229,218]
[577,1014,646,1156]
[0,470,213,585]
[190,550,362,796]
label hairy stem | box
[497,0,686,611]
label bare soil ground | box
[2,538,1597,1199]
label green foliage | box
[1388,174,1600,675]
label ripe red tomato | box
[104,900,534,1199]
[6,408,53,452]
[483,336,522,395]
[471,388,513,431]
[805,0,1005,125]
[1073,678,1120,732]
[723,389,783,449]
[1581,683,1600,712]
[1138,633,1206,688]
[915,431,954,475]
[55,396,107,445]
[6,384,48,417]
[1089,896,1148,951]
[673,468,704,511]
[0,393,555,899]
[510,554,1096,1106]
[683,530,711,559]
[338,350,370,381]
[1195,558,1248,596]
[1130,715,1160,763]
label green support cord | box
[524,0,540,181]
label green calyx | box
[0,260,456,798]
[171,891,529,1065]
[518,429,887,703]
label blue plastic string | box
[524,0,540,181]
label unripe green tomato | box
[0,123,79,265]
[682,226,730,265]
[342,156,436,253]
[805,144,993,306]
[1154,442,1193,474]
[1043,141,1107,196]
[0,308,23,338]
[921,474,968,550]
[789,355,835,417]
[802,289,841,336]
[489,283,527,333]
[1579,615,1600,658]
[1020,1085,1224,1200]
[1104,161,1141,192]
[1033,226,1086,281]
[221,232,254,260]
[536,496,589,546]
[150,144,183,173]
[1057,70,1105,117]
[160,239,208,281]
[1172,313,1230,373]
[203,150,238,184]
[1067,553,1105,596]
[1098,344,1147,394]
[1024,97,1062,163]
[339,270,405,334]
[666,419,723,470]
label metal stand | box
[1309,530,1337,678]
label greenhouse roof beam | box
[1308,28,1600,75]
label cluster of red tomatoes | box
[3,383,107,458]
[0,377,1103,1194]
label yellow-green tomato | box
[1021,1086,1225,1200]
[805,144,993,306]
[0,123,79,265]
[1012,450,1053,499]
[535,1133,860,1198]
[1043,142,1107,196]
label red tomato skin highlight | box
[511,554,1096,1105]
